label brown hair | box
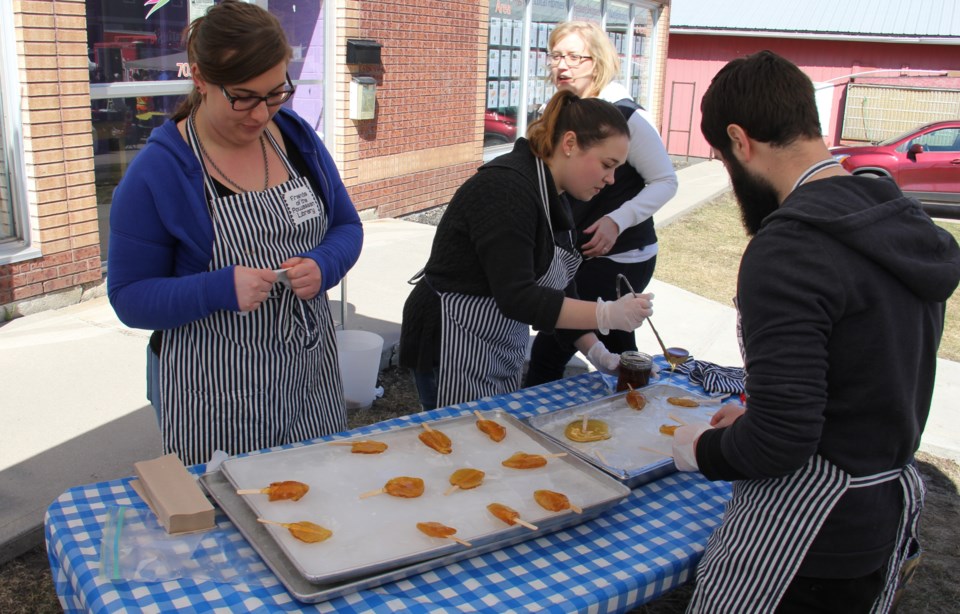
[527,90,629,159]
[548,21,620,98]
[172,0,292,121]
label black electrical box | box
[346,39,382,65]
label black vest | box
[570,97,657,255]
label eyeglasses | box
[548,52,593,67]
[219,73,296,111]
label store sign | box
[144,0,170,19]
[490,0,525,17]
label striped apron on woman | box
[688,454,924,613]
[435,159,581,407]
[159,120,346,466]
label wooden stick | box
[443,484,460,496]
[639,445,672,457]
[473,410,484,420]
[514,518,538,530]
[327,441,358,446]
[569,503,583,514]
[257,518,285,527]
[594,449,609,465]
[627,383,635,391]
[581,414,588,433]
[422,422,434,433]
[541,452,567,459]
[448,536,472,547]
[236,488,266,495]
[668,413,687,426]
[359,487,385,499]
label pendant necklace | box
[191,108,269,192]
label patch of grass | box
[655,192,960,361]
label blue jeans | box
[411,368,439,411]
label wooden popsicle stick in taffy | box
[533,489,583,514]
[473,410,507,442]
[418,422,452,454]
[444,468,485,495]
[626,384,647,410]
[256,518,332,543]
[487,502,538,530]
[501,451,566,469]
[327,439,388,454]
[416,521,472,547]
[360,476,425,499]
[236,480,309,501]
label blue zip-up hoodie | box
[107,107,362,330]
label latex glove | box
[671,422,711,472]
[586,341,620,375]
[595,293,654,334]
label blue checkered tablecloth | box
[46,366,732,613]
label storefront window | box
[0,0,29,262]
[86,0,326,262]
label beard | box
[725,154,781,237]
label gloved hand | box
[595,293,654,334]
[586,341,620,375]
[671,422,711,472]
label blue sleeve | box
[107,139,238,331]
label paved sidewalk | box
[2,159,957,567]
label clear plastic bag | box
[100,505,269,585]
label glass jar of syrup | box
[616,351,653,391]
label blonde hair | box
[548,21,620,98]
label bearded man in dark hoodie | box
[672,51,960,613]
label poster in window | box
[512,19,523,47]
[499,49,511,78]
[501,19,513,47]
[537,51,547,77]
[511,50,521,78]
[538,23,549,49]
[488,50,500,78]
[510,80,521,107]
[488,81,499,108]
[498,80,510,108]
[528,50,538,77]
[489,17,501,46]
[536,80,545,105]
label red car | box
[829,120,960,218]
[484,110,517,147]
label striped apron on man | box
[435,159,581,407]
[159,121,346,466]
[688,454,924,613]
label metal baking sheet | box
[203,410,629,599]
[524,383,724,488]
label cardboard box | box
[133,454,215,534]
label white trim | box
[670,28,960,46]
[0,0,35,264]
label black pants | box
[775,567,886,614]
[524,255,656,387]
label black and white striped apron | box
[688,455,924,613]
[159,120,346,466]
[435,159,581,407]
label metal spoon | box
[615,274,690,371]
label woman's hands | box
[234,257,322,312]
[580,216,620,257]
[595,293,654,334]
[280,256,322,300]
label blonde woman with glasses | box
[526,21,678,387]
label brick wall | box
[0,0,100,306]
[336,0,487,218]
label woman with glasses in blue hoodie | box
[107,0,362,465]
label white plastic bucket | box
[335,329,384,410]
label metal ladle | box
[616,274,690,371]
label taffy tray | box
[524,383,723,488]
[200,410,629,603]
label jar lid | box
[619,351,652,368]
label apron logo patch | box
[284,185,321,225]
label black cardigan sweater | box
[399,140,579,372]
